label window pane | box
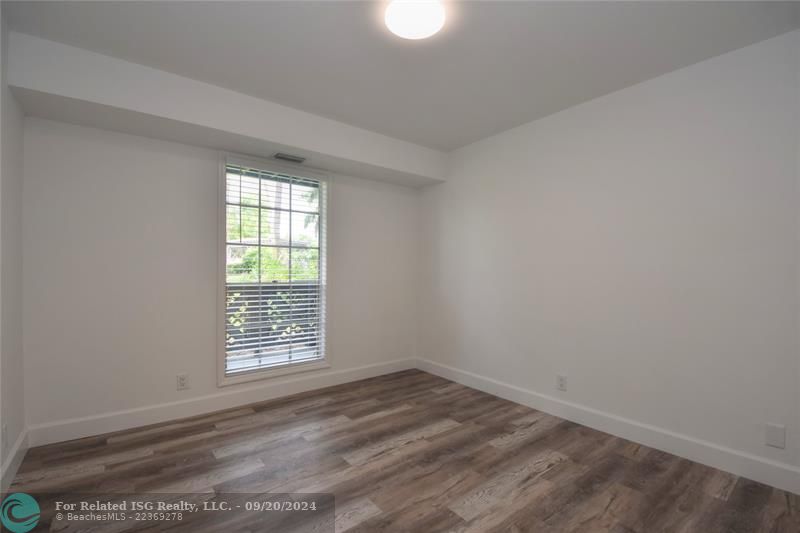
[241,206,260,243]
[292,179,320,213]
[261,175,291,210]
[226,172,241,204]
[291,212,319,248]
[260,208,291,246]
[291,248,319,282]
[226,245,259,283]
[260,246,291,282]
[226,205,241,242]
[240,174,260,206]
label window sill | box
[218,358,330,387]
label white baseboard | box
[415,357,800,495]
[21,356,800,495]
[1,429,28,492]
[28,358,415,448]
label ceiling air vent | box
[273,152,306,164]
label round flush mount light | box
[384,0,446,40]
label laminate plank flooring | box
[11,369,800,532]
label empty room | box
[0,1,799,531]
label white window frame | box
[217,153,330,387]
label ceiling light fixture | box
[384,0,446,40]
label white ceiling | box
[4,1,799,151]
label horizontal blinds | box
[224,163,326,375]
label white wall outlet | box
[765,423,786,449]
[1,423,7,451]
[176,373,190,391]
[556,374,568,392]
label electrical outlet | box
[766,423,786,449]
[176,373,190,391]
[1,424,7,451]
[556,374,568,392]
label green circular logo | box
[1,493,40,533]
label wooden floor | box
[12,369,800,532]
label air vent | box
[273,152,306,164]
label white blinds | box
[224,162,327,375]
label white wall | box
[0,14,26,483]
[22,119,419,437]
[420,29,800,476]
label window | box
[219,157,328,385]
